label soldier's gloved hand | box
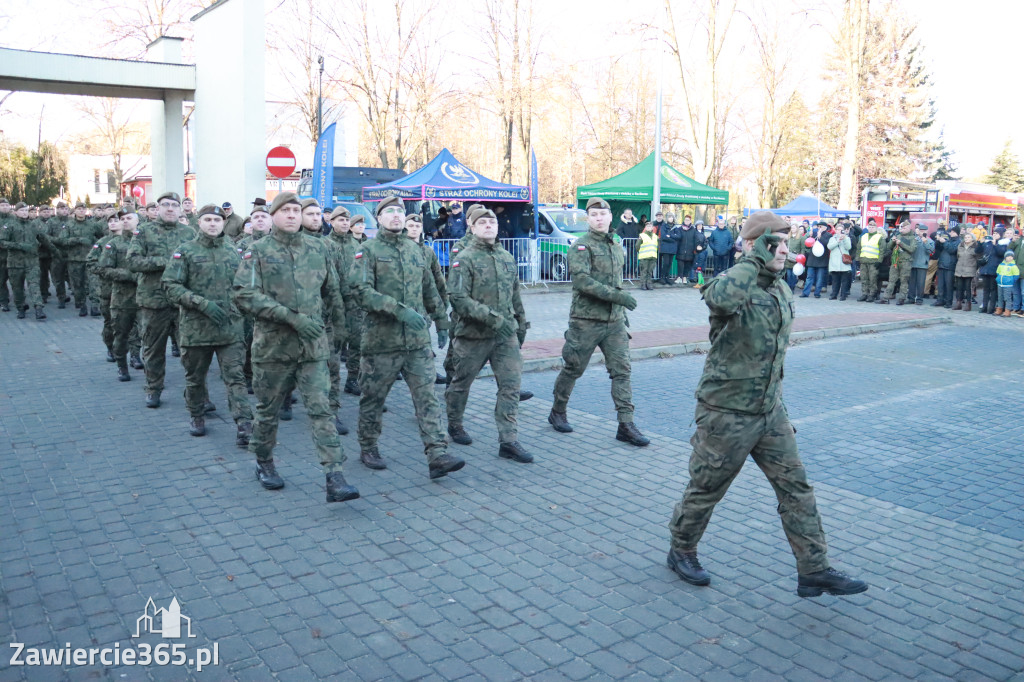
[495,317,517,340]
[395,306,427,331]
[201,301,230,326]
[293,314,325,341]
[612,290,638,310]
[437,330,448,349]
[751,232,783,266]
[516,326,527,347]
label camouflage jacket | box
[447,238,527,340]
[53,218,103,261]
[87,234,115,298]
[162,232,244,346]
[302,228,348,345]
[96,234,138,309]
[415,237,448,327]
[0,216,52,268]
[223,213,245,240]
[127,219,197,309]
[568,228,627,322]
[696,256,794,415]
[45,217,72,260]
[232,227,345,364]
[349,227,448,354]
[329,231,367,310]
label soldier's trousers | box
[327,328,341,411]
[249,359,345,473]
[138,306,177,393]
[345,308,365,381]
[883,262,912,301]
[100,300,115,351]
[445,335,522,443]
[88,272,102,308]
[111,306,139,359]
[67,260,88,307]
[0,255,9,305]
[8,264,42,310]
[180,343,253,422]
[358,345,446,463]
[668,402,830,574]
[860,262,881,298]
[552,319,634,422]
[242,317,254,384]
[39,257,51,299]
[50,258,68,302]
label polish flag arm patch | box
[172,252,182,259]
[354,252,363,259]
[452,261,460,267]
[243,251,252,260]
[577,245,587,250]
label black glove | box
[437,330,448,349]
[516,327,527,347]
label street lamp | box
[317,55,324,142]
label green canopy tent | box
[575,153,730,226]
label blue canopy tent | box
[743,192,859,219]
[361,148,531,202]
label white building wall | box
[67,154,148,204]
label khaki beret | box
[74,201,87,209]
[300,198,320,210]
[14,202,28,209]
[329,206,350,220]
[405,214,422,223]
[469,208,497,224]
[269,192,301,215]
[55,201,68,208]
[586,197,611,211]
[350,215,365,227]
[250,204,269,215]
[465,203,483,217]
[198,204,225,218]
[0,197,9,204]
[145,202,157,209]
[156,191,181,204]
[375,196,403,216]
[739,211,790,240]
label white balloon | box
[812,242,825,258]
[793,263,806,277]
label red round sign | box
[266,146,297,179]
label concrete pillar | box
[192,0,265,209]
[146,37,186,200]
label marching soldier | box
[88,214,121,358]
[0,202,50,320]
[237,205,272,393]
[405,214,450,385]
[0,197,12,311]
[445,207,532,463]
[35,204,55,303]
[332,212,369,396]
[47,201,72,309]
[53,201,104,316]
[548,197,649,447]
[97,210,144,381]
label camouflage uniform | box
[856,230,886,300]
[45,215,70,305]
[445,238,527,443]
[349,228,449,463]
[127,219,197,395]
[234,232,265,387]
[0,208,9,309]
[88,235,117,352]
[330,230,368,385]
[0,215,49,311]
[97,233,141,367]
[442,234,474,379]
[232,227,347,473]
[881,232,915,303]
[303,228,347,413]
[35,216,54,300]
[223,213,245,240]
[668,254,830,575]
[162,232,252,423]
[551,229,635,422]
[53,217,103,310]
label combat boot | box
[448,423,473,445]
[667,549,711,586]
[57,299,66,309]
[875,297,888,304]
[895,298,905,306]
[435,372,447,385]
[548,409,573,433]
[428,453,466,480]
[78,304,88,317]
[797,567,868,598]
[235,421,252,448]
[34,306,46,321]
[1,303,10,312]
[116,358,131,382]
[90,305,101,317]
[145,392,161,408]
[170,339,180,357]
[16,307,26,319]
[498,441,533,463]
[106,349,115,362]
[325,472,360,503]
[130,352,144,369]
[203,400,217,414]
[189,416,206,437]
[360,447,387,470]
[518,389,534,402]
[857,294,868,302]
[616,422,651,446]
[279,394,293,421]
[256,460,284,489]
[344,378,361,395]
[334,413,348,435]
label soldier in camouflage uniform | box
[232,192,358,503]
[52,201,104,316]
[236,206,272,393]
[349,196,464,479]
[548,197,649,446]
[445,207,532,463]
[0,198,12,311]
[0,202,50,320]
[878,220,915,305]
[127,191,197,408]
[86,208,114,318]
[97,210,143,381]
[181,197,199,229]
[35,204,55,303]
[405,214,450,386]
[47,201,72,308]
[666,211,868,598]
[88,213,121,358]
[163,204,253,445]
[329,210,369,396]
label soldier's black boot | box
[189,416,206,437]
[279,393,293,421]
[518,389,534,401]
[16,307,26,319]
[235,421,252,448]
[1,303,10,312]
[344,377,361,396]
[334,413,348,435]
[34,306,46,321]
[616,422,650,447]
[145,392,161,408]
[130,352,144,369]
[170,339,180,357]
[667,549,711,586]
[256,460,284,490]
[78,304,88,317]
[499,441,533,463]
[429,453,465,480]
[435,372,447,385]
[106,348,115,362]
[360,447,387,470]
[325,472,360,503]
[203,400,217,414]
[448,423,473,445]
[90,304,101,317]
[797,568,868,598]
[548,409,573,433]
[57,299,66,309]
[116,358,131,382]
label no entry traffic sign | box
[266,146,297,179]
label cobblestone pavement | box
[1,291,1023,681]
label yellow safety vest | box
[860,232,883,260]
[638,232,659,259]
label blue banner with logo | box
[531,148,539,239]
[312,123,336,209]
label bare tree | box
[837,0,870,208]
[97,0,205,58]
[71,98,149,188]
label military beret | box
[300,198,320,210]
[156,191,181,204]
[465,203,483,216]
[349,215,365,227]
[586,198,611,211]
[329,206,350,220]
[375,196,403,216]
[198,204,225,218]
[251,204,269,215]
[469,208,497,224]
[739,211,790,240]
[14,202,28,209]
[268,191,301,215]
[74,201,86,209]
[145,202,157,209]
[55,201,67,208]
[405,214,422,223]
[0,197,9,204]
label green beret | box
[469,208,497,224]
[405,214,422,223]
[156,191,181,204]
[300,198,320,210]
[375,196,403,217]
[329,205,350,220]
[14,202,28,210]
[586,198,611,211]
[739,211,790,240]
[198,204,225,218]
[269,192,301,215]
[251,204,269,215]
[0,197,9,204]
[74,201,87,209]
[350,215,365,227]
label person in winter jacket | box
[977,227,1007,314]
[786,225,807,292]
[932,226,960,308]
[994,251,1020,316]
[953,231,984,311]
[637,221,659,290]
[1007,228,1024,315]
[827,223,853,300]
[707,220,734,277]
[907,224,935,304]
[676,216,699,284]
[657,213,680,285]
[801,224,831,298]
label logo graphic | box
[134,598,195,639]
[441,162,480,185]
[661,166,691,188]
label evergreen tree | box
[984,140,1024,192]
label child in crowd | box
[994,251,1020,317]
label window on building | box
[106,171,117,194]
[94,169,101,193]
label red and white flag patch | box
[172,252,182,259]
[354,252,363,259]
[104,243,112,249]
[452,261,460,267]
[243,251,252,260]
[577,245,587,250]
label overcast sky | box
[1,0,1021,179]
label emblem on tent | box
[661,166,691,188]
[441,162,479,185]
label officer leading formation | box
[5,192,872,599]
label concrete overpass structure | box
[0,0,264,208]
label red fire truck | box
[861,179,1020,234]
